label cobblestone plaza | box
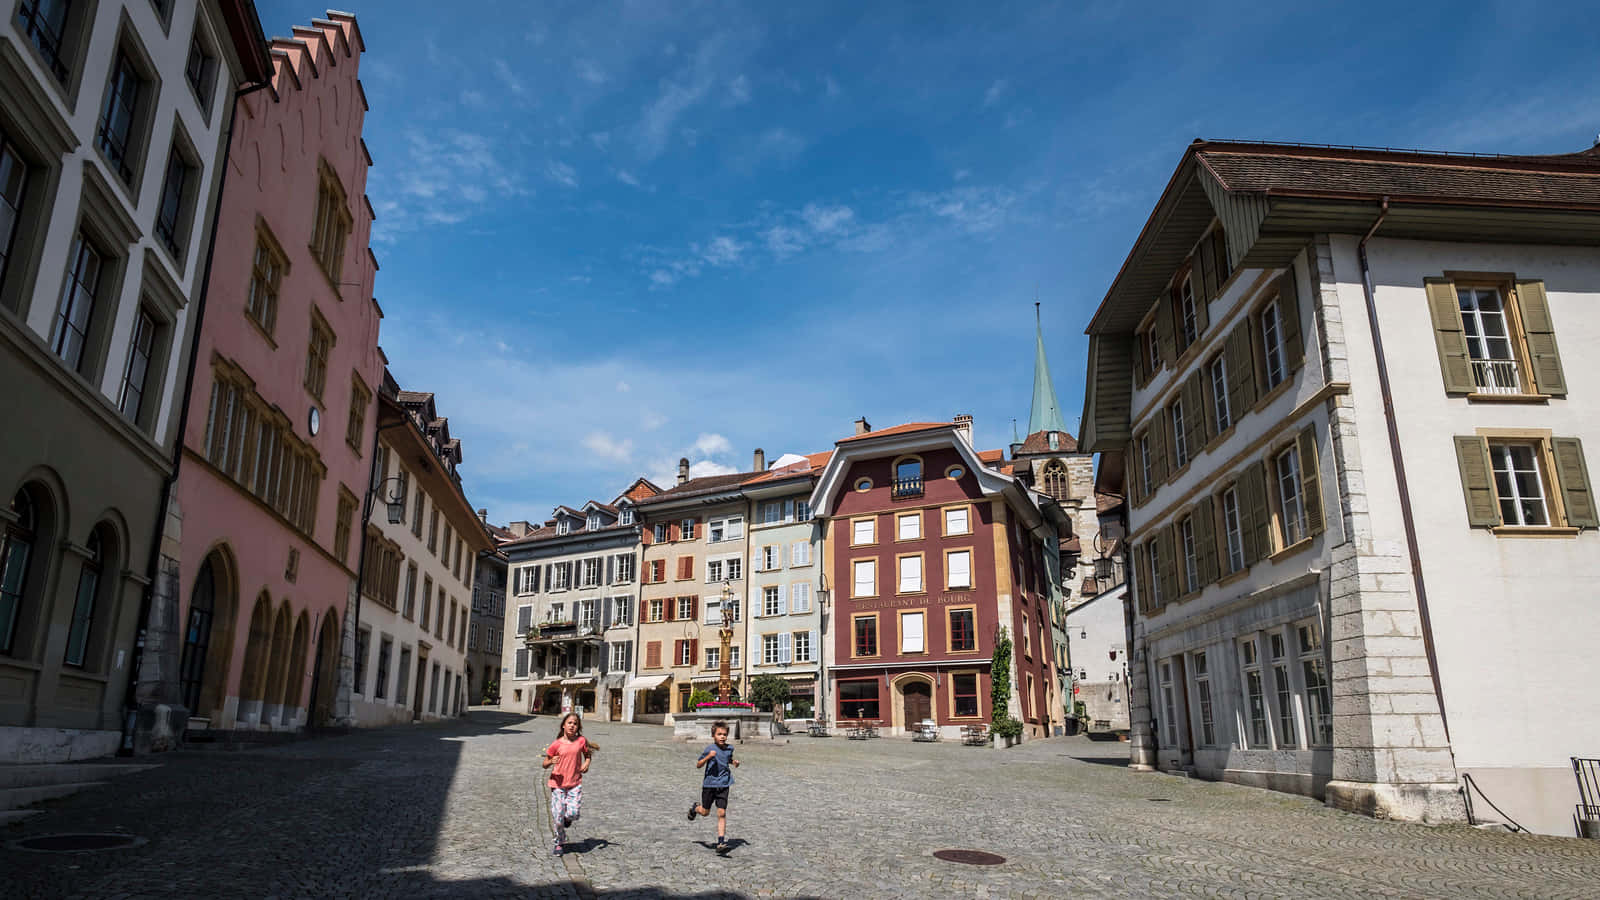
[4,711,1598,899]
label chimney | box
[477,507,488,523]
[508,520,531,538]
[854,417,871,435]
[677,457,690,485]
[953,414,973,441]
[753,448,765,471]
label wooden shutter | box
[1514,279,1566,397]
[1239,462,1270,563]
[689,596,699,620]
[1198,234,1218,305]
[1552,437,1597,528]
[1226,324,1258,418]
[1192,270,1210,336]
[646,640,661,668]
[1211,227,1231,283]
[1133,332,1148,386]
[1132,545,1149,614]
[605,556,615,585]
[1425,278,1475,394]
[777,584,789,615]
[1185,370,1208,452]
[639,597,648,621]
[689,638,699,664]
[1193,495,1217,585]
[1276,271,1303,369]
[673,639,684,665]
[1153,294,1175,366]
[602,596,613,628]
[1297,425,1324,536]
[665,597,676,621]
[1156,527,1176,609]
[1149,413,1169,484]
[1125,440,1140,504]
[1452,436,1500,527]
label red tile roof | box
[835,422,951,443]
[1015,430,1079,455]
[741,450,833,486]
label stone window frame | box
[93,13,163,198]
[13,0,103,109]
[0,38,78,317]
[150,119,201,270]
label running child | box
[541,712,596,856]
[685,720,739,851]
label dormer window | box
[620,508,634,525]
[556,519,570,535]
[587,514,601,531]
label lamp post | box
[717,579,735,704]
[816,572,830,724]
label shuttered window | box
[1427,277,1567,397]
[1170,399,1189,470]
[645,640,661,669]
[1456,435,1595,529]
[1221,487,1245,574]
[1178,516,1198,595]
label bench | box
[962,724,990,746]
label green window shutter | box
[1125,439,1140,505]
[1154,294,1175,367]
[1149,414,1168,485]
[1297,424,1324,536]
[1193,495,1217,584]
[1198,235,1219,304]
[1425,278,1476,394]
[1453,435,1500,527]
[1186,371,1209,452]
[1277,271,1304,369]
[1226,324,1258,417]
[1212,228,1232,284]
[1157,527,1176,609]
[1552,437,1597,528]
[1132,545,1148,614]
[1241,462,1271,563]
[1133,331,1148,387]
[1192,269,1210,337]
[1514,280,1566,398]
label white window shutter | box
[779,631,792,664]
[777,584,789,615]
[807,628,819,662]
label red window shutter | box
[690,638,698,662]
[639,598,648,621]
[646,641,661,668]
[674,639,684,663]
[689,596,698,619]
[665,599,675,622]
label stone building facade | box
[467,515,508,705]
[1,0,269,760]
[155,12,378,741]
[1080,138,1600,834]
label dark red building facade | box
[812,421,1070,739]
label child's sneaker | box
[686,804,699,821]
[716,837,729,852]
[552,840,564,857]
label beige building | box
[632,460,758,722]
[1081,138,1600,834]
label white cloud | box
[649,269,678,287]
[983,79,1008,107]
[764,224,806,258]
[576,59,608,85]
[691,460,737,478]
[910,186,1018,234]
[693,433,733,456]
[954,168,971,182]
[546,161,579,188]
[616,380,631,393]
[754,127,808,164]
[493,58,526,96]
[583,432,634,463]
[801,203,854,235]
[701,236,746,267]
[460,89,486,108]
[372,130,528,242]
[589,131,612,151]
[726,74,751,106]
[616,169,642,187]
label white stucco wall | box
[743,491,822,715]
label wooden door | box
[609,689,622,720]
[903,681,932,727]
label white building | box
[1080,139,1600,835]
[498,491,645,721]
[741,451,828,721]
[1063,585,1130,734]
[351,384,491,726]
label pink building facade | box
[166,12,381,732]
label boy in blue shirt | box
[686,721,740,851]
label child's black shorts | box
[700,787,730,809]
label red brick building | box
[812,418,1072,739]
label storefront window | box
[838,680,880,719]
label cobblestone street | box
[4,710,1598,899]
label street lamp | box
[816,573,830,725]
[373,476,408,524]
[716,579,736,704]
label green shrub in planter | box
[687,689,715,709]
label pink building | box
[168,12,381,731]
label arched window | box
[1,490,37,654]
[892,456,924,499]
[1042,459,1071,501]
[63,530,103,667]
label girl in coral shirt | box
[541,712,596,855]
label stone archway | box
[890,672,936,736]
[260,603,292,727]
[280,611,310,726]
[180,547,239,724]
[309,610,340,726]
[236,592,274,725]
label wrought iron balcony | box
[1471,359,1523,395]
[890,476,924,499]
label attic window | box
[555,519,570,535]
[587,514,601,530]
[620,508,634,525]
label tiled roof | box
[1096,492,1125,514]
[1014,430,1079,455]
[836,422,951,443]
[1060,536,1082,554]
[977,449,1005,464]
[1199,143,1600,207]
[742,451,831,486]
[637,471,765,504]
[395,390,433,404]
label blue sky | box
[257,0,1600,524]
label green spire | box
[1028,304,1068,436]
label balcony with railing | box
[891,475,924,499]
[1471,359,1523,395]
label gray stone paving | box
[3,710,1598,898]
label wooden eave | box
[378,393,494,552]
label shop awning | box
[624,674,671,690]
[560,677,593,686]
[692,673,741,683]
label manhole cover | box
[933,849,1006,866]
[9,833,147,853]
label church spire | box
[1028,303,1069,436]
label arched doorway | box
[280,612,309,726]
[237,592,274,725]
[308,610,340,726]
[178,549,238,724]
[892,673,935,734]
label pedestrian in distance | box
[542,712,596,856]
[686,720,740,852]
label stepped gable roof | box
[1016,430,1080,455]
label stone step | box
[0,781,108,811]
[0,763,156,791]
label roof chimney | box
[854,417,871,435]
[477,507,488,523]
[753,448,765,471]
[508,520,531,538]
[677,457,690,485]
[953,414,973,441]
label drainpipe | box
[122,77,273,754]
[1355,197,1449,737]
